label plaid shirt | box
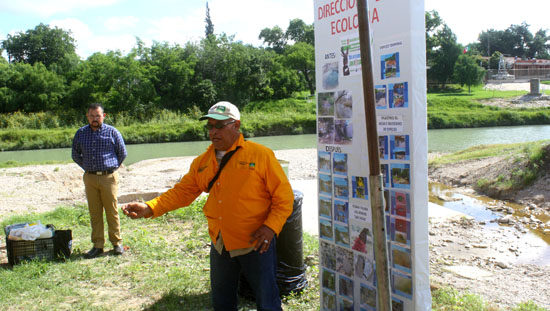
[72,124,127,172]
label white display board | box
[314,0,430,310]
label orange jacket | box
[145,134,294,251]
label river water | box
[2,124,550,164]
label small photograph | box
[386,214,391,240]
[320,241,336,270]
[390,163,411,189]
[333,177,349,200]
[322,268,336,292]
[391,191,411,219]
[319,151,332,173]
[319,196,332,219]
[334,119,353,145]
[334,223,350,247]
[335,90,353,118]
[319,173,332,196]
[318,92,335,116]
[380,52,400,80]
[322,289,336,311]
[392,244,412,274]
[334,199,349,224]
[318,117,335,144]
[360,283,377,310]
[351,224,373,255]
[333,153,348,175]
[339,275,354,299]
[352,176,368,200]
[354,253,375,284]
[338,296,354,311]
[390,135,410,160]
[375,85,387,109]
[389,82,409,108]
[381,164,390,188]
[392,218,411,246]
[392,270,413,299]
[378,135,389,160]
[322,61,339,89]
[336,246,354,277]
[392,297,405,311]
[320,218,334,241]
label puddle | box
[429,182,550,265]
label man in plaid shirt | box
[72,103,127,259]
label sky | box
[0,0,548,59]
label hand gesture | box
[121,202,153,219]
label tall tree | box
[1,23,77,68]
[453,55,485,93]
[427,22,462,87]
[205,2,214,38]
[286,19,314,45]
[259,26,287,54]
[527,29,550,59]
[284,42,315,95]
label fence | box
[486,68,550,81]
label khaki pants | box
[83,172,121,249]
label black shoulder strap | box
[207,146,241,192]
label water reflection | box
[429,182,550,265]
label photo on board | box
[334,119,353,145]
[318,151,332,173]
[322,268,336,292]
[318,92,335,116]
[360,282,377,310]
[322,289,336,311]
[319,195,333,220]
[320,241,336,271]
[334,223,350,247]
[354,253,375,284]
[335,90,353,118]
[380,52,400,80]
[352,176,369,200]
[322,61,339,89]
[375,85,387,109]
[318,117,335,144]
[336,246,354,277]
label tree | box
[205,2,214,38]
[1,23,77,69]
[284,42,315,95]
[527,29,550,59]
[286,19,314,45]
[427,23,462,87]
[453,55,485,93]
[2,62,65,112]
[259,26,287,54]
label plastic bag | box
[8,221,52,241]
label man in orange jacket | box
[122,101,294,311]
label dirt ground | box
[1,82,549,309]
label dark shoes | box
[84,248,103,259]
[113,245,124,255]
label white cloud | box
[104,16,140,31]
[50,18,136,58]
[147,15,204,45]
[0,0,121,17]
[205,0,314,46]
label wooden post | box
[356,0,392,310]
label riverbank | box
[1,148,549,309]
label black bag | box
[54,230,72,259]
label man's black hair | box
[88,103,104,111]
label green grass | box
[430,140,550,195]
[0,198,320,311]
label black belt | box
[86,170,115,175]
